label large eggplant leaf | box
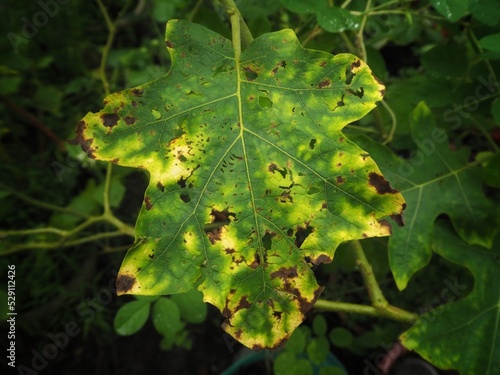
[400,222,500,375]
[73,20,404,349]
[353,102,499,290]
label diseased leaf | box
[74,20,404,349]
[352,102,499,290]
[400,222,500,375]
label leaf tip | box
[116,274,137,295]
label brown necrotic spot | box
[368,172,398,194]
[390,203,406,227]
[351,60,361,68]
[207,227,222,244]
[311,254,331,265]
[234,296,251,312]
[336,176,345,184]
[144,196,153,210]
[166,40,173,48]
[131,88,144,97]
[101,113,119,128]
[116,274,136,294]
[318,79,331,88]
[69,120,95,158]
[157,181,165,192]
[271,266,298,280]
[124,116,136,125]
[378,219,392,235]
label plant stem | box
[0,183,90,219]
[381,99,397,145]
[350,240,388,307]
[217,0,254,48]
[356,0,371,62]
[103,162,113,214]
[314,240,419,324]
[96,0,116,96]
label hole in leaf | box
[258,96,273,109]
[295,223,314,248]
[309,139,317,150]
[345,67,355,85]
[243,66,258,81]
[286,228,294,237]
[180,193,191,203]
[346,87,364,98]
[262,232,272,250]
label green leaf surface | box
[307,336,330,364]
[312,314,328,336]
[353,102,499,290]
[114,300,150,336]
[152,297,183,337]
[479,33,500,53]
[75,20,404,349]
[400,222,500,375]
[469,0,500,26]
[170,289,207,323]
[429,0,468,22]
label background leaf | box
[353,102,499,289]
[400,222,500,375]
[113,300,150,336]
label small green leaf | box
[114,301,150,335]
[285,326,307,354]
[274,351,298,375]
[307,336,330,364]
[170,289,207,324]
[479,33,500,52]
[329,327,353,348]
[152,298,183,337]
[429,0,468,22]
[469,0,500,26]
[315,5,360,33]
[400,222,500,374]
[279,0,316,14]
[312,315,328,336]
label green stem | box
[350,240,388,307]
[0,231,131,255]
[96,0,116,96]
[228,8,241,60]
[314,300,416,323]
[217,0,254,48]
[0,227,67,237]
[314,241,419,324]
[103,162,113,215]
[381,99,397,145]
[356,0,372,62]
[0,183,90,219]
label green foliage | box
[114,289,207,350]
[401,222,500,374]
[2,0,500,373]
